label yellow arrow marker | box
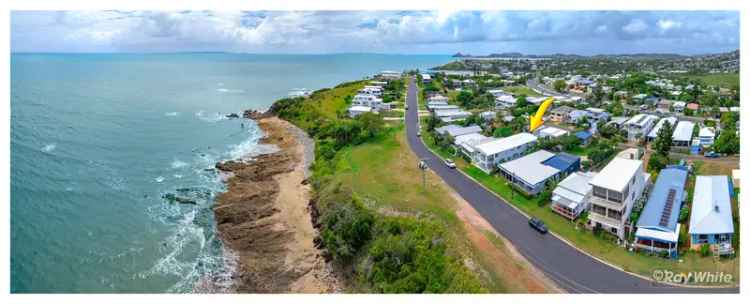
[529,97,554,132]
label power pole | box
[418,160,428,189]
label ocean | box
[10,53,453,293]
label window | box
[593,186,607,199]
[608,190,623,203]
[592,205,606,216]
[611,227,618,234]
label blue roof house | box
[575,130,593,146]
[634,166,688,258]
[689,175,735,255]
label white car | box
[444,158,456,168]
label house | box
[421,73,432,83]
[616,147,642,160]
[495,94,517,109]
[632,93,648,103]
[551,172,597,220]
[434,109,472,123]
[646,117,677,142]
[348,105,373,117]
[454,133,493,158]
[536,126,569,139]
[568,110,589,123]
[498,150,581,195]
[585,107,610,123]
[471,133,538,173]
[686,103,700,112]
[634,166,689,258]
[689,176,735,255]
[480,111,496,121]
[352,93,390,110]
[379,70,402,80]
[672,101,686,112]
[606,116,629,129]
[428,104,460,111]
[428,95,449,104]
[624,114,658,142]
[672,121,695,146]
[435,124,482,138]
[575,131,593,146]
[656,100,672,113]
[698,127,716,147]
[550,106,576,122]
[527,96,550,105]
[360,85,383,96]
[588,157,649,240]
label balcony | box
[588,210,623,228]
[590,196,626,212]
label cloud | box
[622,19,648,33]
[10,10,739,55]
[657,19,682,31]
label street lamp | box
[418,159,428,188]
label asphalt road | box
[403,77,737,293]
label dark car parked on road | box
[528,217,548,234]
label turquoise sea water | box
[10,53,452,293]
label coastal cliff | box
[212,114,338,293]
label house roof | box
[672,121,695,142]
[551,106,576,114]
[435,124,482,137]
[673,101,686,107]
[542,152,580,172]
[699,127,716,138]
[537,126,569,138]
[499,150,560,186]
[589,157,643,191]
[474,132,537,156]
[647,117,677,138]
[689,176,734,235]
[349,105,372,112]
[636,166,688,233]
[575,131,593,140]
[687,103,700,110]
[553,172,597,207]
[625,114,658,128]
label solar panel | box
[659,189,677,227]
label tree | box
[553,79,567,92]
[648,153,669,172]
[652,120,674,157]
[607,101,624,116]
[455,90,474,108]
[516,94,529,108]
[356,112,385,139]
[713,127,739,154]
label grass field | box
[684,73,739,88]
[329,124,556,292]
[418,117,739,286]
[503,86,542,97]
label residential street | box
[403,77,737,293]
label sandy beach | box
[212,114,338,293]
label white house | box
[348,105,373,117]
[672,101,687,112]
[454,133,493,157]
[360,85,383,96]
[536,126,569,139]
[471,133,538,173]
[689,176,735,255]
[421,73,432,83]
[435,124,482,138]
[428,95,449,104]
[698,127,716,147]
[672,121,695,146]
[379,70,401,80]
[624,114,659,142]
[552,172,597,220]
[588,157,649,240]
[352,93,390,110]
[646,117,677,142]
[434,109,471,123]
[495,94,517,109]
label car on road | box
[444,158,456,168]
[528,217,548,234]
[704,151,721,158]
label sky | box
[10,10,740,55]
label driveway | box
[403,76,737,293]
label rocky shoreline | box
[211,112,338,293]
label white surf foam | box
[41,143,56,153]
[164,112,179,117]
[171,159,188,169]
[215,88,244,94]
[155,176,165,183]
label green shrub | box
[700,244,711,257]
